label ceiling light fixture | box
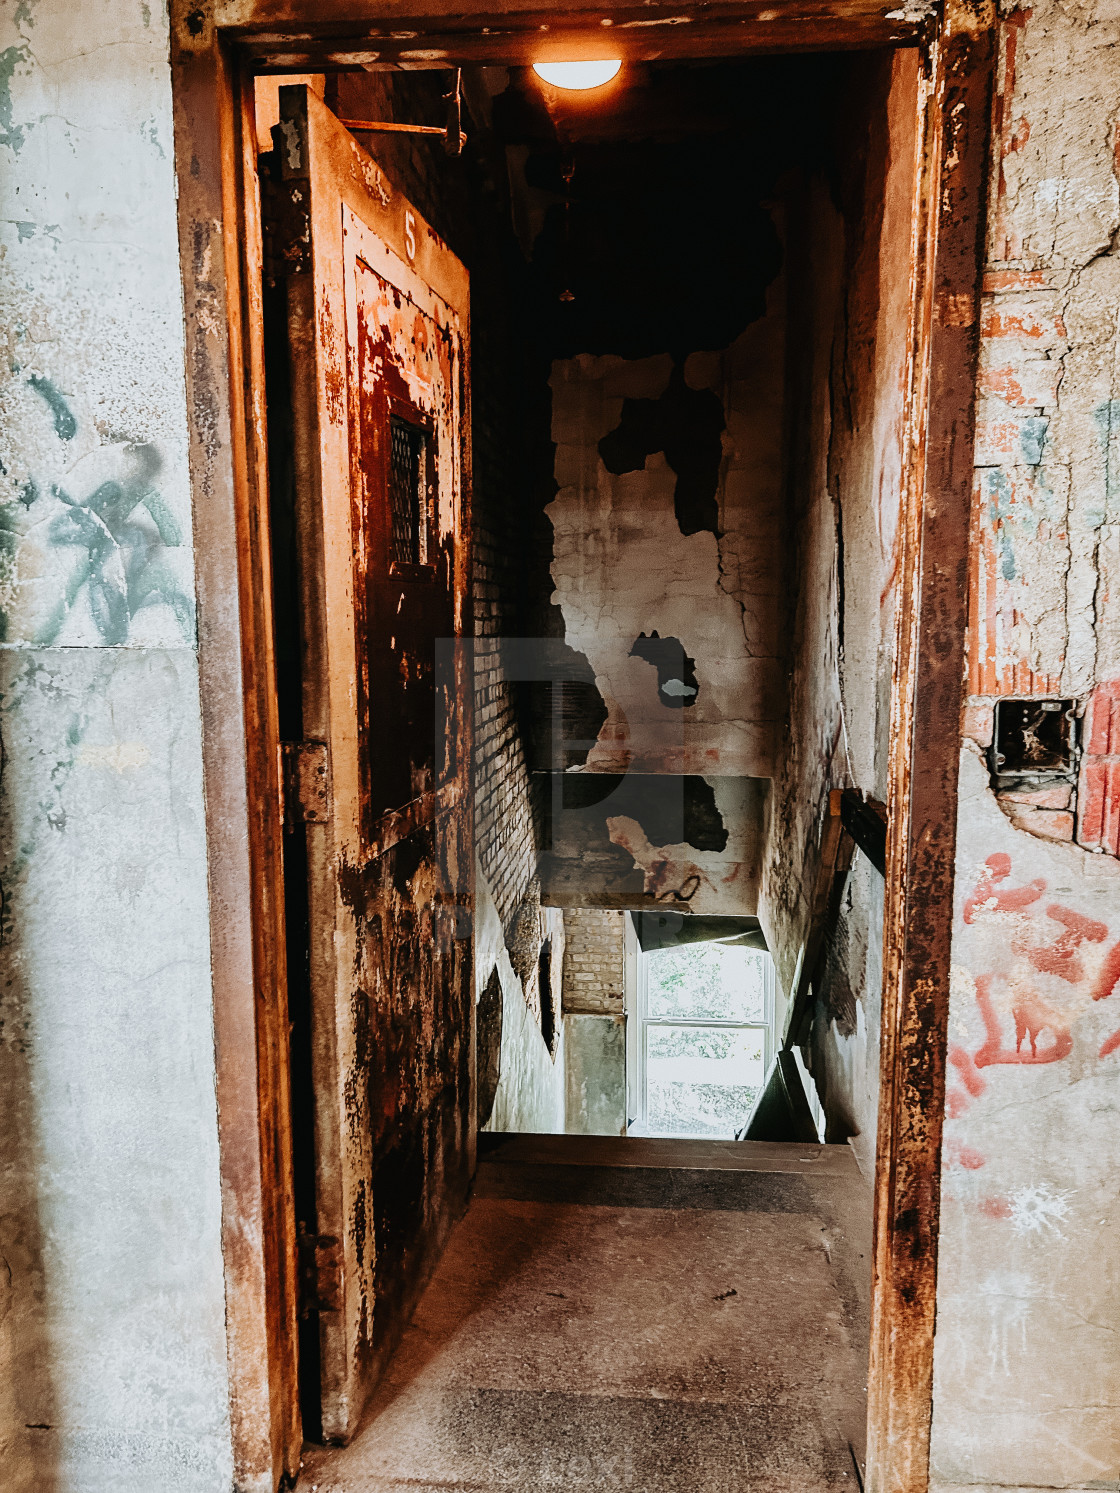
[533,59,622,91]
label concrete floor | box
[300,1135,871,1493]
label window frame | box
[629,944,776,1138]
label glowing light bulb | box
[533,59,622,91]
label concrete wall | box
[0,1,231,1488]
[930,4,1120,1486]
[563,1014,627,1136]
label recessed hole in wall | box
[990,698,1077,779]
[539,937,558,1056]
[629,632,700,708]
[477,968,504,1128]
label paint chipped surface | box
[547,321,785,784]
[968,1,1120,702]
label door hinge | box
[281,740,331,827]
[297,1223,343,1317]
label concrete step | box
[478,1130,861,1176]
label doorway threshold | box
[301,1126,870,1492]
[478,1130,857,1174]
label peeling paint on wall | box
[476,861,566,1135]
[547,304,785,785]
[759,50,918,1167]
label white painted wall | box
[0,1,231,1488]
[476,865,566,1134]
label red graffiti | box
[945,1137,986,1170]
[979,1196,1013,1219]
[963,852,1045,924]
[1091,937,1120,1003]
[974,974,1073,1066]
[1089,934,1120,1057]
[962,858,1120,1062]
[946,1088,969,1118]
[1025,903,1108,983]
[949,1043,986,1097]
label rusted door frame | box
[169,2,993,1489]
[868,7,994,1490]
[169,37,302,1491]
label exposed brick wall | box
[561,909,626,1016]
[1076,680,1120,854]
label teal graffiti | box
[0,381,195,646]
[982,468,1019,581]
[1092,399,1120,528]
[0,45,29,154]
[1019,416,1048,466]
[36,443,192,646]
[141,117,165,159]
[28,376,77,441]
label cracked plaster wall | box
[932,3,1120,1485]
[0,1,230,1489]
[545,292,784,915]
[757,52,917,1177]
[548,332,785,784]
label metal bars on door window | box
[388,414,428,566]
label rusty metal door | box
[261,83,473,1441]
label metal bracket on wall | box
[340,68,467,155]
[280,740,332,828]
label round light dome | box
[533,60,622,91]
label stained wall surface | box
[931,3,1120,1485]
[756,53,917,1175]
[476,864,566,1135]
[0,0,231,1488]
[545,324,783,915]
[548,339,785,783]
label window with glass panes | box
[631,942,774,1139]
